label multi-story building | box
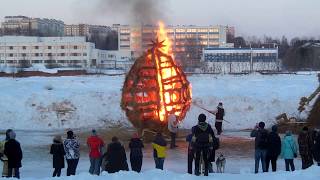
[1,16,64,36]
[64,24,111,37]
[202,47,280,73]
[0,36,133,70]
[114,24,232,69]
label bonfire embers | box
[121,23,192,133]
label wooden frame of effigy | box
[121,41,192,134]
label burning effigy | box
[121,22,192,134]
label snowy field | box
[0,73,318,131]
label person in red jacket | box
[87,129,105,175]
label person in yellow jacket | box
[152,132,167,170]
[0,129,13,177]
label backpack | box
[258,131,269,149]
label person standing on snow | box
[211,102,225,135]
[266,125,281,172]
[152,132,167,170]
[63,130,80,176]
[4,130,23,179]
[87,129,105,175]
[168,114,179,149]
[186,131,194,174]
[102,136,129,173]
[192,114,216,176]
[50,136,66,177]
[313,129,320,166]
[250,121,269,173]
[298,127,314,169]
[129,133,144,172]
[281,131,298,171]
[0,129,12,178]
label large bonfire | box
[121,22,192,134]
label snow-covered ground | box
[0,74,318,130]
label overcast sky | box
[0,0,319,39]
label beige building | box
[64,24,111,37]
[113,24,232,69]
[1,16,64,36]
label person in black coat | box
[266,125,281,172]
[129,133,144,173]
[4,130,22,179]
[313,130,320,166]
[103,136,129,173]
[50,136,66,177]
[192,114,216,176]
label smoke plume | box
[95,0,168,25]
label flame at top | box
[157,21,172,55]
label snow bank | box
[0,74,317,130]
[3,167,319,180]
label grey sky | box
[0,0,319,39]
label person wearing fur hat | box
[298,126,314,169]
[63,130,80,176]
[129,133,144,172]
[191,114,216,176]
[4,130,23,179]
[0,129,12,177]
[87,129,105,175]
[250,121,269,173]
[168,114,179,149]
[50,136,66,177]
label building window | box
[22,53,27,57]
[83,53,87,56]
[35,53,39,57]
[9,46,13,50]
[74,46,78,49]
[61,46,65,49]
[48,53,52,56]
[35,46,39,49]
[61,53,65,57]
[9,54,13,57]
[22,46,26,50]
[48,46,52,49]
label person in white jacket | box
[168,114,179,149]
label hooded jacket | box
[63,138,80,160]
[281,134,298,159]
[104,142,128,173]
[129,138,144,158]
[267,127,281,157]
[4,138,23,168]
[192,122,215,149]
[152,134,167,158]
[50,140,66,168]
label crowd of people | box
[0,112,320,178]
[251,121,320,173]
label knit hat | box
[198,114,206,122]
[53,135,62,143]
[112,136,118,142]
[5,129,13,141]
[258,121,265,129]
[271,125,278,132]
[302,126,309,131]
[92,129,97,136]
[286,130,292,136]
[67,130,74,139]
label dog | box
[216,154,226,173]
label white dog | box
[216,154,226,173]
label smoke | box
[95,0,169,25]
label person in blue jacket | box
[281,131,298,171]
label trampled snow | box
[0,167,318,180]
[0,74,318,130]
